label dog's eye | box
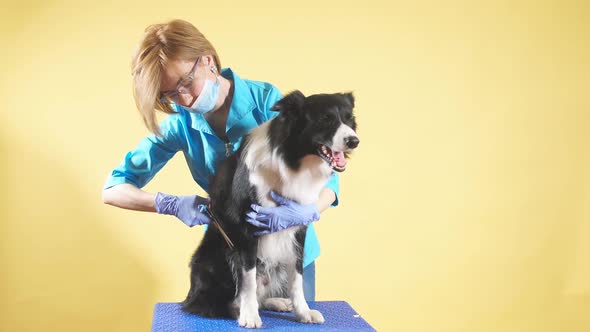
[344,113,353,121]
[319,114,331,122]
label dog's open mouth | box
[317,144,347,172]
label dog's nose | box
[345,136,359,149]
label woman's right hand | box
[154,192,211,227]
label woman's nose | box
[178,93,195,107]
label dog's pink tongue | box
[331,151,346,168]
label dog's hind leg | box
[261,298,293,312]
[182,244,236,318]
[289,228,324,324]
[257,261,292,312]
[237,242,262,328]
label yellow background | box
[1,1,589,331]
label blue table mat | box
[152,301,376,331]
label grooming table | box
[152,301,376,331]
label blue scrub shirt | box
[104,68,339,267]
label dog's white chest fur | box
[243,122,333,265]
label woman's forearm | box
[104,184,335,216]
[102,183,157,212]
[316,187,336,213]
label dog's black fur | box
[181,90,358,320]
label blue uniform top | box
[104,68,339,267]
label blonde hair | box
[131,19,221,135]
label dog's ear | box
[270,90,305,115]
[342,92,355,108]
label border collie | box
[182,90,359,328]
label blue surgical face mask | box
[183,67,220,114]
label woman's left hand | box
[245,191,320,236]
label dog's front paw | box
[238,309,262,329]
[296,309,325,324]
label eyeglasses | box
[160,57,201,103]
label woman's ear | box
[201,55,214,66]
[270,90,306,115]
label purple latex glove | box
[154,192,211,227]
[246,191,320,236]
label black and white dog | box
[182,90,359,328]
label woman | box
[101,19,339,301]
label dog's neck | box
[244,121,333,206]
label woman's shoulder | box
[225,68,282,113]
[242,78,279,95]
[224,68,279,95]
[156,108,188,135]
[235,77,281,108]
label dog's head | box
[270,90,359,172]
